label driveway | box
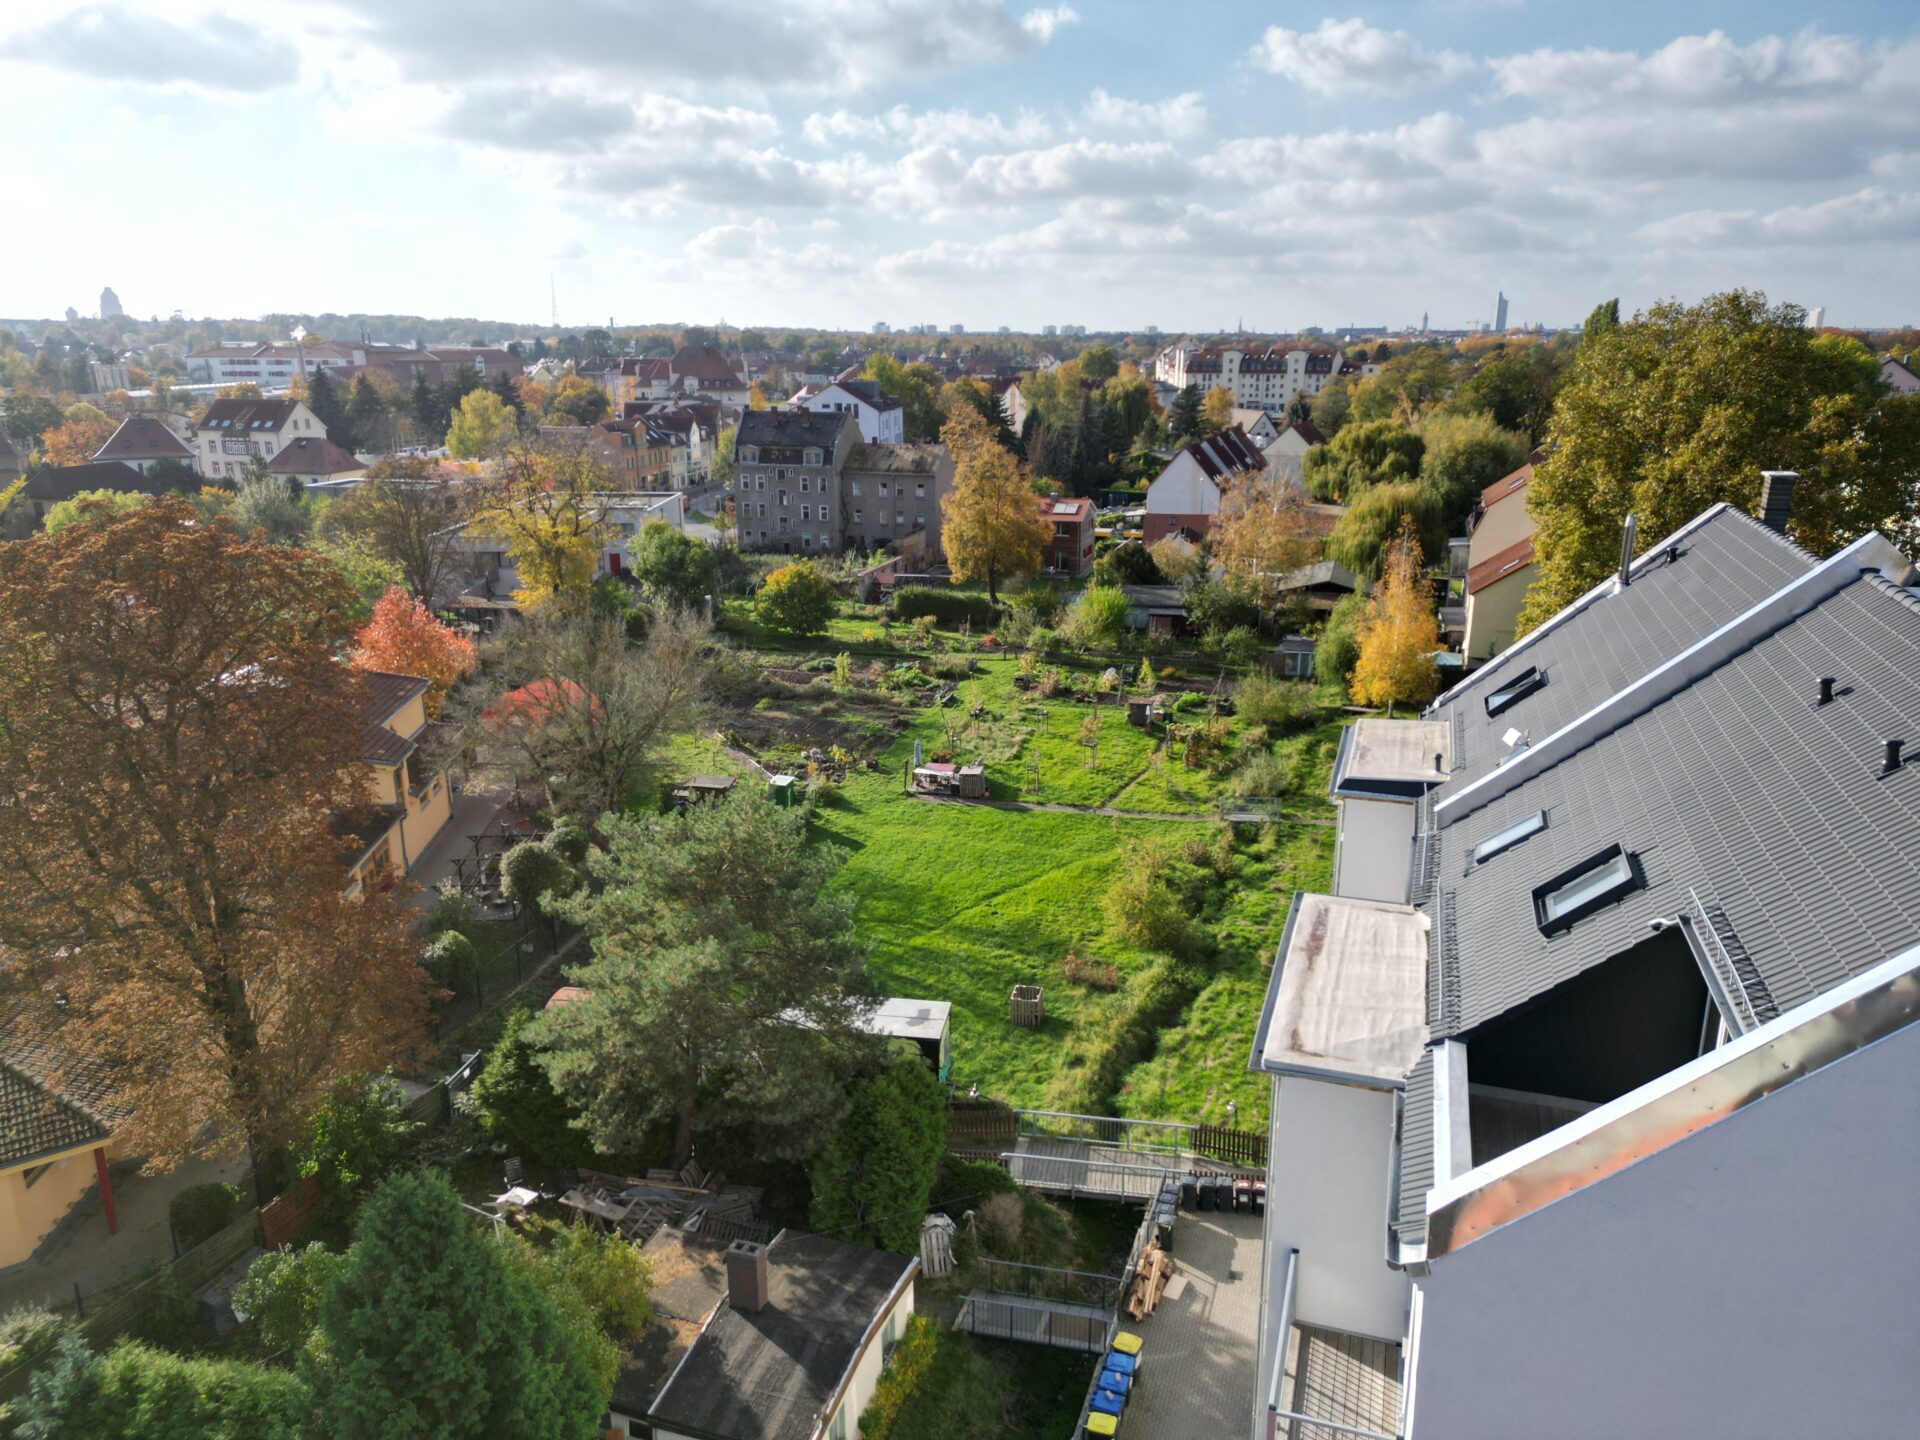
[0,1155,247,1315]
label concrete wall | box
[1332,797,1416,903]
[1407,1019,1920,1440]
[1264,1078,1409,1344]
[0,1145,103,1268]
[1463,567,1530,663]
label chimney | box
[1759,471,1798,535]
[1817,676,1836,706]
[725,1239,770,1313]
[1883,738,1906,775]
[1616,513,1637,590]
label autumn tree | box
[1202,385,1235,433]
[450,605,712,829]
[755,560,839,635]
[472,440,615,609]
[939,406,1049,603]
[42,404,115,465]
[1520,290,1920,629]
[353,586,477,715]
[862,354,942,441]
[537,791,877,1167]
[0,500,431,1201]
[325,456,473,605]
[1211,474,1320,609]
[444,388,518,459]
[544,374,610,425]
[1349,519,1440,715]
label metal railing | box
[1014,1107,1195,1156]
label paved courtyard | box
[1110,1206,1264,1439]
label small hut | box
[956,764,986,799]
[1128,693,1170,729]
[767,773,798,808]
[911,760,959,794]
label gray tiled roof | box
[1432,571,1920,1036]
[1395,1048,1436,1252]
[648,1230,915,1440]
[1,995,122,1168]
[737,408,851,451]
[1429,505,1816,794]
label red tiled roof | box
[1182,425,1266,481]
[1466,535,1536,594]
[1479,462,1534,511]
[1039,495,1094,520]
[266,436,364,475]
[671,345,745,386]
[1285,418,1327,447]
[94,415,191,462]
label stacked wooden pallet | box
[1125,1245,1175,1321]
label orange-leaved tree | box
[1349,518,1440,716]
[939,405,1050,603]
[354,585,477,716]
[43,408,117,466]
[0,499,432,1202]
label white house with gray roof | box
[1248,481,1920,1439]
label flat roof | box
[1332,718,1451,799]
[1251,894,1430,1087]
[860,997,950,1041]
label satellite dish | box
[1502,727,1525,749]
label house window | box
[1485,665,1546,717]
[879,482,890,497]
[895,511,904,526]
[805,448,822,466]
[777,467,788,482]
[852,480,862,497]
[819,506,829,523]
[800,476,809,493]
[828,1408,848,1440]
[1472,811,1547,867]
[740,446,759,463]
[801,504,811,521]
[1533,844,1644,936]
[853,509,863,524]
[780,491,790,507]
[758,503,767,518]
[756,476,766,491]
[915,483,925,498]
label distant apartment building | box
[191,397,327,480]
[542,417,680,490]
[1154,344,1369,414]
[187,340,517,390]
[730,408,952,559]
[87,361,131,392]
[789,376,905,444]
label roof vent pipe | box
[1884,739,1906,774]
[1759,471,1798,535]
[1818,677,1837,706]
[1616,514,1637,590]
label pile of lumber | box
[1126,1245,1175,1321]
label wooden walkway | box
[955,1293,1113,1353]
[1005,1137,1183,1202]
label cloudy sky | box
[3,1,1917,331]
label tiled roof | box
[1,993,122,1169]
[360,671,429,727]
[739,408,853,450]
[22,461,152,502]
[1465,535,1534,595]
[830,379,901,412]
[1180,425,1265,481]
[266,437,364,475]
[671,345,745,386]
[844,442,946,475]
[1431,566,1920,1037]
[1430,505,1817,795]
[93,415,192,462]
[1395,1049,1436,1252]
[1479,462,1533,511]
[197,398,301,433]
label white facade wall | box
[1261,1077,1410,1373]
[1407,1018,1920,1440]
[1143,452,1222,520]
[194,402,326,480]
[799,384,904,445]
[1332,797,1417,903]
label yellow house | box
[343,671,455,896]
[1462,460,1538,664]
[0,1003,125,1270]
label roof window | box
[1533,843,1643,936]
[1484,665,1546,717]
[1472,810,1546,866]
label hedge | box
[890,587,1000,629]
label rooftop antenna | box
[549,274,558,330]
[1616,513,1637,591]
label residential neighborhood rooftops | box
[831,378,901,411]
[613,1228,730,1421]
[1251,894,1430,1088]
[267,437,364,475]
[1478,461,1533,511]
[21,461,151,501]
[1465,535,1535,595]
[1,994,123,1169]
[738,408,854,450]
[197,397,303,433]
[1179,425,1266,480]
[845,441,946,473]
[671,344,745,386]
[647,1230,917,1440]
[93,414,191,463]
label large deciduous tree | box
[627,518,717,610]
[0,500,430,1200]
[326,456,473,606]
[1350,519,1440,715]
[1210,474,1320,609]
[939,406,1049,603]
[42,406,116,466]
[537,792,877,1168]
[472,441,616,609]
[353,586,477,715]
[1519,290,1920,630]
[444,388,518,459]
[862,354,942,441]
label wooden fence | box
[1192,1123,1268,1168]
[946,1098,1017,1150]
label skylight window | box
[1472,811,1546,866]
[1533,844,1643,935]
[1485,665,1546,717]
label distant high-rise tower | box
[1421,311,1429,334]
[1493,292,1509,332]
[1809,306,1826,329]
[99,286,123,319]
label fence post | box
[73,1282,83,1318]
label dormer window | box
[805,448,822,466]
[1485,665,1546,718]
[740,446,759,464]
[1533,844,1643,936]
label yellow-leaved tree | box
[938,406,1050,603]
[473,440,614,609]
[1350,518,1440,716]
[1202,385,1236,433]
[1210,473,1318,611]
[445,388,519,459]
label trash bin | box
[1099,1367,1133,1403]
[1180,1177,1198,1211]
[1111,1331,1144,1358]
[1250,1180,1267,1216]
[1234,1180,1252,1213]
[1083,1411,1119,1438]
[1090,1388,1125,1420]
[1104,1348,1140,1386]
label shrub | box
[858,1314,942,1438]
[0,1306,70,1381]
[931,1158,1017,1214]
[130,1266,202,1349]
[926,653,973,680]
[499,839,579,930]
[233,1243,344,1352]
[422,929,476,988]
[546,819,591,865]
[1229,750,1290,798]
[469,1008,591,1168]
[1170,691,1207,717]
[88,1340,307,1438]
[1235,674,1323,736]
[974,1192,1025,1256]
[425,881,480,936]
[809,1055,948,1254]
[170,1181,244,1252]
[1316,591,1367,696]
[1062,585,1132,650]
[1092,542,1161,588]
[756,560,840,635]
[891,586,999,629]
[1103,842,1195,954]
[291,1076,417,1206]
[4,1326,97,1432]
[1061,951,1120,990]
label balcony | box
[1257,1250,1404,1440]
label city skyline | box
[2,3,1917,329]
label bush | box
[1103,842,1194,954]
[891,586,1000,629]
[859,1315,942,1438]
[1170,691,1207,717]
[1091,542,1161,588]
[499,840,579,926]
[170,1181,244,1252]
[926,653,973,681]
[89,1340,307,1438]
[233,1243,344,1353]
[0,1306,70,1381]
[422,929,476,988]
[546,819,591,865]
[1062,585,1132,650]
[931,1158,1018,1214]
[469,1008,592,1168]
[291,1077,417,1207]
[756,560,840,635]
[1317,591,1367,696]
[809,1055,948,1254]
[1235,675,1323,736]
[425,882,480,936]
[1062,951,1120,990]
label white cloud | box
[1491,29,1890,108]
[802,105,1052,149]
[1250,18,1475,96]
[1083,89,1208,140]
[1637,187,1920,248]
[0,6,298,92]
[1020,5,1079,42]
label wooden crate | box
[1010,984,1045,1028]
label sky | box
[2,0,1918,333]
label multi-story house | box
[92,414,195,474]
[342,672,454,896]
[544,417,680,490]
[668,345,750,407]
[624,401,723,488]
[185,340,360,388]
[790,376,906,444]
[1154,344,1371,414]
[191,397,327,480]
[1461,458,1537,664]
[1142,425,1266,542]
[731,409,952,560]
[1246,477,1920,1440]
[1039,495,1096,578]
